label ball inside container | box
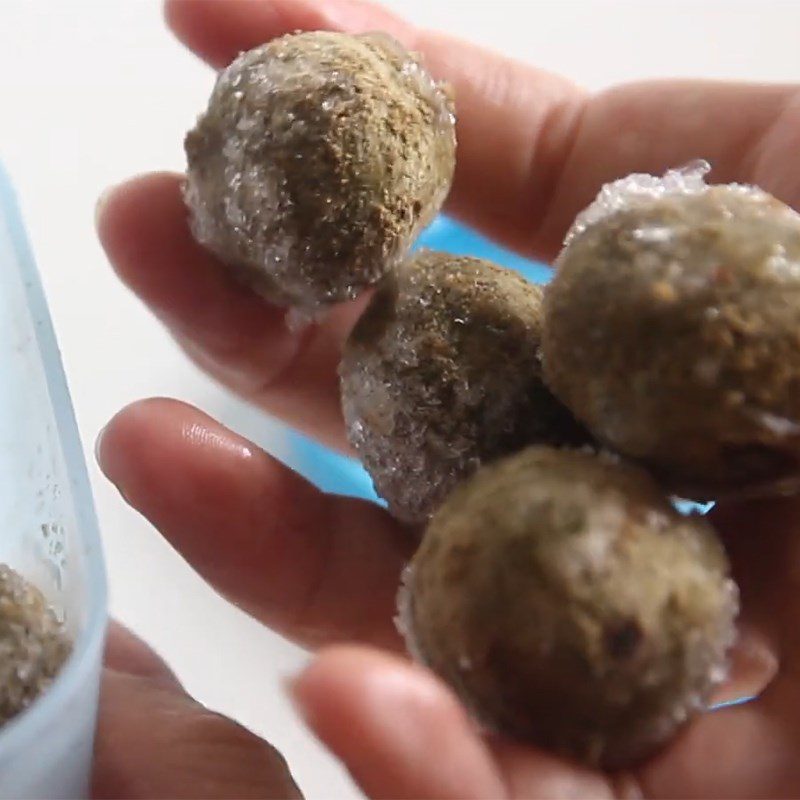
[0,564,71,725]
[184,31,456,309]
[400,446,738,768]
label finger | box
[103,14,799,453]
[289,645,506,800]
[165,0,800,259]
[711,497,800,672]
[635,693,800,799]
[488,740,628,800]
[104,620,181,687]
[628,498,800,796]
[710,625,778,708]
[97,398,412,651]
[290,650,799,800]
[93,668,301,799]
[96,173,356,452]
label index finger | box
[101,0,799,457]
[165,0,799,260]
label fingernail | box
[94,183,120,230]
[94,424,108,468]
[282,671,313,723]
[282,672,302,699]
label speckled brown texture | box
[404,447,738,768]
[340,250,591,524]
[184,31,456,308]
[0,565,71,724]
[543,185,800,498]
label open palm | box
[95,1,800,796]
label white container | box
[0,165,107,798]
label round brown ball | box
[402,446,738,768]
[0,564,71,723]
[543,182,800,498]
[340,250,590,524]
[184,31,456,308]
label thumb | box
[288,645,506,800]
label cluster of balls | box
[185,31,800,767]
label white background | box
[1,1,798,797]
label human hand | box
[92,621,300,798]
[95,1,800,796]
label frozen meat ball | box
[401,446,738,768]
[340,250,590,524]
[0,564,71,724]
[184,31,456,308]
[543,162,800,498]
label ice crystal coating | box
[405,447,738,768]
[545,168,800,498]
[340,250,590,523]
[184,31,456,308]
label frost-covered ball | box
[543,162,800,499]
[0,565,71,724]
[340,250,590,524]
[184,31,456,308]
[402,446,738,768]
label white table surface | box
[1,1,798,796]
